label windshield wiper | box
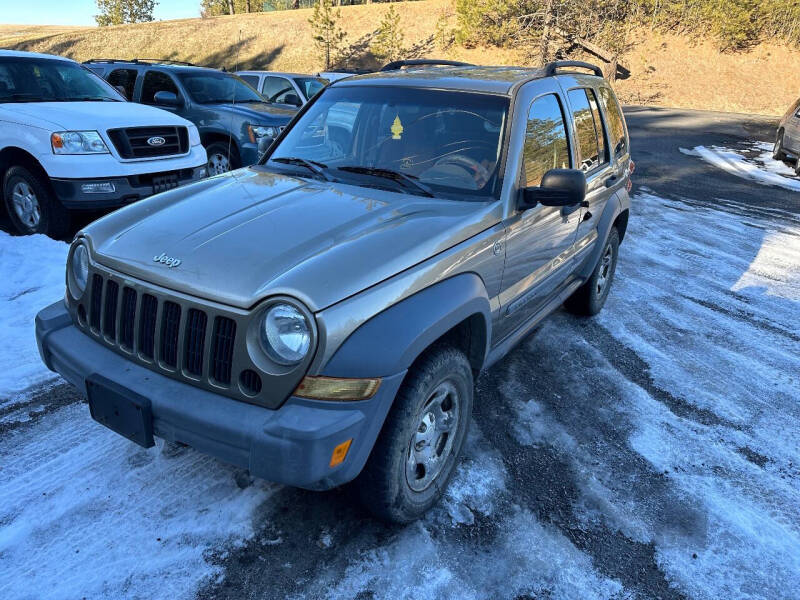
[2,93,48,103]
[63,96,121,102]
[272,157,332,181]
[337,165,434,198]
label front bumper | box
[36,300,405,490]
[51,166,207,209]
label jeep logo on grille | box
[153,253,181,268]
[147,136,166,147]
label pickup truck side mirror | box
[521,168,586,209]
[283,93,302,107]
[154,90,182,107]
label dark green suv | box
[86,59,298,174]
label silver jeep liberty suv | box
[36,59,632,523]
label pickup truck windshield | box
[0,57,122,103]
[178,72,265,104]
[267,86,509,200]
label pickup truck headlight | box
[68,242,89,299]
[248,124,279,142]
[51,131,109,155]
[259,303,311,365]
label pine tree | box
[95,0,157,26]
[371,4,405,62]
[308,0,347,70]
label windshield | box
[266,86,509,200]
[293,77,327,100]
[177,72,265,104]
[0,57,122,103]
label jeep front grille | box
[84,271,236,390]
[107,126,189,159]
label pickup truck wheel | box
[356,346,473,523]
[773,131,787,162]
[565,227,620,316]
[3,166,69,238]
[205,142,241,175]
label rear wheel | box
[205,141,241,175]
[773,131,787,162]
[565,227,620,316]
[3,165,69,237]
[356,345,473,523]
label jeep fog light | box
[68,242,89,299]
[294,376,381,401]
[260,303,311,365]
[80,182,115,194]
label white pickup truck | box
[0,50,208,237]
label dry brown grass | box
[2,1,797,115]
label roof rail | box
[543,60,603,78]
[84,58,198,67]
[379,59,474,72]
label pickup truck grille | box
[107,126,189,159]
[80,268,259,399]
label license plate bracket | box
[86,374,154,448]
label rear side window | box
[522,94,571,187]
[261,76,292,101]
[598,87,628,157]
[568,88,609,172]
[141,71,179,104]
[107,68,137,100]
[238,74,259,89]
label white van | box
[0,50,207,236]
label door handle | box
[604,175,618,188]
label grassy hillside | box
[2,0,798,116]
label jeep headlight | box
[259,303,311,365]
[68,242,89,299]
[51,131,109,155]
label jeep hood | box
[84,168,500,311]
[3,101,193,131]
[207,101,296,123]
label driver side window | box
[261,76,291,102]
[522,94,571,187]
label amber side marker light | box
[294,376,381,401]
[330,439,353,468]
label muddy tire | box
[205,141,241,175]
[565,227,620,316]
[3,165,70,238]
[356,346,473,524]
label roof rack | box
[84,58,198,67]
[379,59,474,72]
[543,60,603,78]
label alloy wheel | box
[596,243,613,297]
[208,152,231,175]
[406,379,461,492]
[11,181,41,229]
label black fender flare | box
[576,190,627,280]
[321,273,492,378]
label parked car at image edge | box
[773,95,800,175]
[0,50,207,237]
[36,60,633,523]
[86,59,297,174]
[235,70,328,108]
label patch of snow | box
[0,403,276,600]
[0,232,67,403]
[680,142,800,191]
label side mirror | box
[283,93,302,107]
[114,85,128,99]
[521,168,586,209]
[154,90,181,107]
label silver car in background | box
[774,96,800,175]
[235,70,327,107]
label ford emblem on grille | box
[153,252,181,268]
[147,136,166,147]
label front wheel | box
[773,131,787,162]
[565,227,620,316]
[3,165,69,237]
[356,346,474,523]
[205,141,241,175]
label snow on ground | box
[0,232,67,405]
[1,187,800,599]
[680,141,800,191]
